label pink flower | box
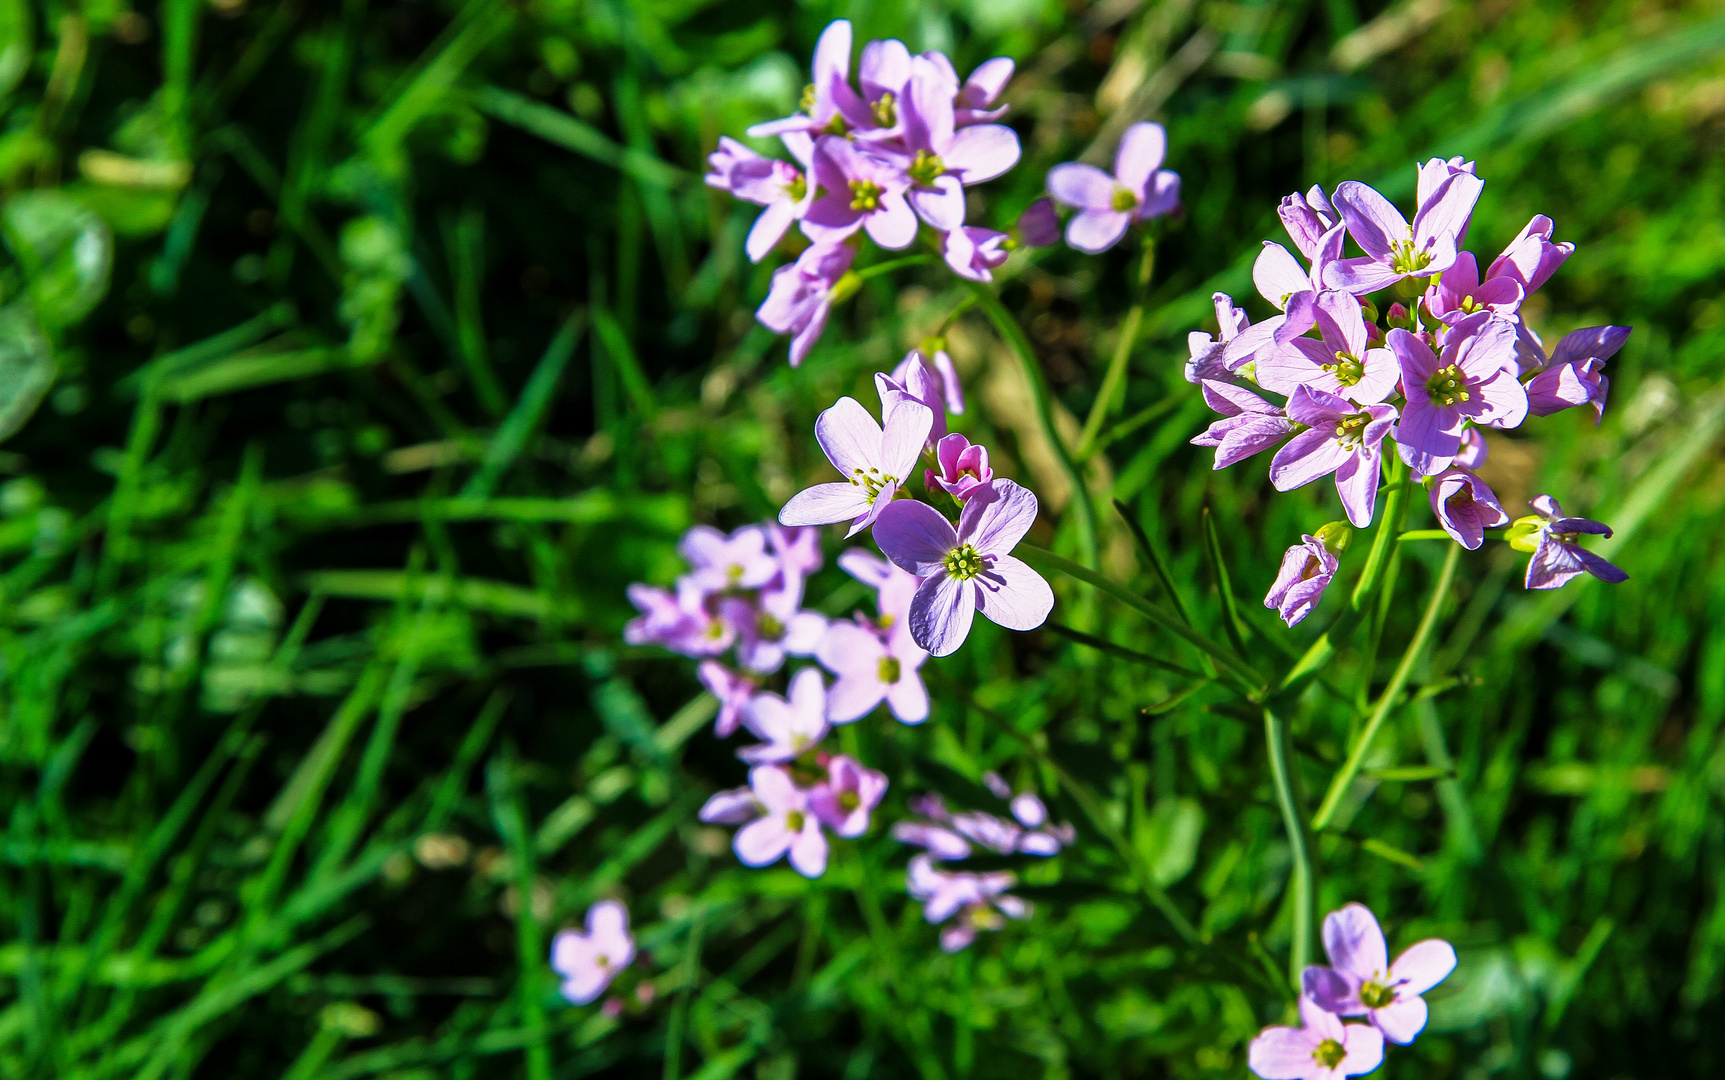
[623,581,732,656]
[808,754,888,837]
[1046,122,1181,253]
[1265,535,1338,627]
[872,479,1054,657]
[1486,213,1573,296]
[1247,996,1385,1079]
[1422,250,1523,326]
[1191,380,1298,469]
[1324,171,1482,293]
[1426,467,1507,550]
[1254,290,1398,406]
[747,21,862,139]
[1510,494,1627,591]
[738,667,829,763]
[905,854,1030,952]
[707,133,818,262]
[925,432,995,502]
[801,136,918,249]
[876,360,947,444]
[815,618,929,724]
[551,901,636,1005]
[756,242,857,366]
[778,393,934,538]
[837,548,922,644]
[893,55,1021,230]
[766,523,825,579]
[1387,312,1525,476]
[1525,326,1628,424]
[1268,386,1398,528]
[893,347,964,414]
[941,225,1012,282]
[679,524,780,593]
[1278,185,1338,261]
[718,576,826,675]
[1301,902,1457,1045]
[733,764,828,877]
[697,661,757,738]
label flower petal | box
[945,124,1021,184]
[1370,995,1428,1045]
[1113,121,1167,193]
[1046,162,1116,210]
[1390,938,1457,995]
[779,483,872,528]
[874,499,959,577]
[881,398,935,479]
[1065,208,1131,254]
[1270,428,1351,492]
[814,397,883,476]
[960,478,1039,556]
[1323,902,1389,980]
[1247,1026,1320,1080]
[788,823,829,878]
[1253,242,1312,310]
[1338,1023,1386,1076]
[909,573,977,657]
[1332,180,1407,262]
[974,554,1054,632]
[733,818,792,867]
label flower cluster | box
[707,21,1042,365]
[892,774,1074,951]
[1186,163,1630,624]
[1249,903,1455,1079]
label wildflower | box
[1422,251,1523,326]
[1265,534,1339,627]
[718,581,826,674]
[708,133,818,262]
[1525,325,1629,423]
[1016,197,1061,248]
[756,241,857,367]
[1255,291,1399,405]
[801,136,918,249]
[942,225,1012,282]
[1387,312,1525,476]
[1278,185,1338,261]
[848,37,914,140]
[1247,996,1385,1080]
[891,819,973,860]
[623,581,733,656]
[894,344,965,415]
[1269,386,1398,528]
[837,548,922,640]
[1486,214,1573,296]
[1191,380,1298,469]
[897,790,1072,857]
[1324,172,1482,294]
[1508,494,1627,590]
[1426,467,1507,549]
[778,393,934,537]
[1046,121,1181,253]
[551,901,636,1006]
[1187,293,1255,384]
[876,360,948,444]
[1302,902,1457,1045]
[679,524,780,593]
[906,853,1030,952]
[872,478,1055,657]
[697,661,757,738]
[734,764,829,877]
[816,618,929,724]
[747,20,861,139]
[926,432,995,502]
[738,667,829,763]
[766,523,825,580]
[894,55,1021,229]
[809,754,888,836]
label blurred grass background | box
[2,0,1724,1077]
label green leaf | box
[3,190,113,327]
[0,0,31,102]
[0,300,53,441]
[1134,796,1205,888]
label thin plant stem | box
[1350,457,1410,611]
[1077,235,1155,457]
[1264,705,1314,988]
[967,283,1099,570]
[1311,542,1461,832]
[855,254,936,281]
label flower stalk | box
[1077,234,1156,458]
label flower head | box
[1046,122,1180,253]
[1191,380,1298,469]
[697,661,757,738]
[1388,312,1524,476]
[733,764,829,877]
[873,479,1054,657]
[738,667,830,763]
[747,21,862,139]
[624,581,733,656]
[756,241,857,367]
[1266,534,1339,627]
[1487,213,1573,296]
[1255,290,1399,405]
[1269,386,1398,528]
[679,524,780,593]
[1525,325,1628,423]
[926,432,995,501]
[1302,902,1457,1045]
[1247,996,1385,1079]
[551,901,636,1005]
[718,578,826,675]
[802,136,917,249]
[1423,250,1523,326]
[779,393,934,538]
[837,548,922,643]
[893,54,1021,230]
[942,225,1012,282]
[809,754,888,837]
[1508,494,1627,590]
[905,853,1030,952]
[1324,172,1482,294]
[709,133,818,262]
[816,617,929,724]
[1426,467,1507,549]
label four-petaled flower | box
[905,853,1031,953]
[1508,494,1628,590]
[1388,312,1525,476]
[1046,122,1181,253]
[894,54,1021,230]
[809,754,888,837]
[733,764,829,877]
[756,242,857,367]
[707,133,817,263]
[926,432,996,501]
[1269,386,1398,528]
[1302,902,1458,1045]
[1325,172,1482,294]
[738,667,830,763]
[780,394,934,538]
[1256,291,1399,405]
[551,901,636,1006]
[1247,996,1385,1080]
[1526,325,1629,424]
[817,618,930,724]
[1265,535,1339,627]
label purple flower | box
[1423,250,1523,325]
[1191,380,1297,469]
[1046,122,1180,253]
[893,55,1021,230]
[1426,467,1507,549]
[1509,494,1627,590]
[1269,386,1398,528]
[1266,535,1338,627]
[1525,325,1628,423]
[1455,425,1488,468]
[1302,902,1457,1045]
[801,136,918,249]
[738,667,829,763]
[1188,293,1255,384]
[816,618,929,724]
[709,133,818,262]
[756,241,857,367]
[551,901,635,1005]
[942,225,1012,281]
[733,764,828,877]
[1487,214,1573,296]
[698,661,758,738]
[1278,185,1338,261]
[906,854,1030,952]
[1247,996,1385,1080]
[767,523,825,579]
[875,360,947,444]
[1016,197,1061,248]
[679,524,780,593]
[624,581,732,656]
[1255,291,1399,406]
[893,346,965,415]
[873,479,1054,657]
[952,55,1015,125]
[926,432,995,501]
[837,548,922,643]
[747,21,861,139]
[1387,313,1525,476]
[891,820,973,860]
[719,580,827,674]
[1324,172,1482,294]
[1251,228,1345,332]
[780,394,933,537]
[844,37,914,140]
[809,753,888,837]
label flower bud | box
[1359,297,1380,324]
[1386,302,1414,331]
[1313,520,1353,555]
[1505,515,1544,553]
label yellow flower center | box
[944,543,986,580]
[1389,235,1434,275]
[1332,412,1369,450]
[872,92,897,128]
[908,149,945,185]
[1322,352,1365,387]
[1459,294,1482,314]
[849,179,883,212]
[784,173,808,202]
[1506,514,1545,553]
[1109,186,1138,212]
[839,790,860,812]
[757,612,786,641]
[1360,979,1397,1009]
[848,466,896,502]
[1426,363,1471,406]
[785,810,805,831]
[1311,1038,1347,1070]
[878,656,901,684]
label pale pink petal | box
[585,901,634,964]
[1371,996,1428,1045]
[960,478,1039,556]
[1270,429,1352,491]
[910,176,967,231]
[558,964,614,1005]
[814,397,883,476]
[944,124,1021,183]
[779,483,872,527]
[1331,181,1407,262]
[1046,162,1116,210]
[788,823,829,877]
[1323,903,1389,981]
[874,500,959,577]
[1247,1026,1321,1080]
[1112,121,1166,192]
[880,398,935,479]
[1338,1024,1386,1075]
[825,673,887,724]
[883,672,929,724]
[864,190,920,250]
[974,554,1054,632]
[1065,209,1131,254]
[1324,256,1403,294]
[1390,938,1457,995]
[734,818,792,866]
[1254,242,1312,310]
[1300,995,1347,1039]
[748,764,803,811]
[909,573,977,657]
[1252,338,1330,396]
[746,200,799,263]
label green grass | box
[0,0,1723,1077]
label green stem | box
[1350,457,1411,611]
[1077,236,1155,457]
[1311,542,1461,832]
[854,254,936,281]
[967,283,1099,569]
[1264,705,1314,988]
[1018,543,1267,695]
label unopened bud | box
[1386,302,1414,331]
[1314,520,1352,555]
[1359,297,1380,324]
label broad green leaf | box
[3,190,113,327]
[0,0,29,102]
[1135,797,1205,888]
[0,300,53,441]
